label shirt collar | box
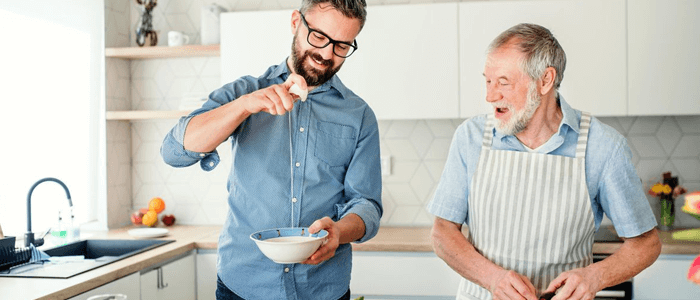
[266,57,349,100]
[492,93,580,150]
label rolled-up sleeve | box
[160,80,251,171]
[339,107,382,243]
[160,112,220,171]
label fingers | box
[262,85,295,115]
[302,241,335,264]
[549,271,596,300]
[245,75,308,116]
[303,217,337,265]
[544,275,566,295]
[284,73,308,91]
[492,270,537,300]
[308,216,333,234]
[518,273,537,300]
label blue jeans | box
[216,276,351,300]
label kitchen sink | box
[0,239,173,278]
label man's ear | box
[291,10,301,34]
[540,67,556,95]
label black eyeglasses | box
[300,13,358,58]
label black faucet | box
[25,177,72,247]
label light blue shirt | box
[161,60,382,300]
[427,97,657,238]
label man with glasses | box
[160,1,380,300]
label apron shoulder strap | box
[483,114,496,149]
[576,112,592,158]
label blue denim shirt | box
[161,59,382,300]
[427,97,657,238]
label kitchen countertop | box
[2,225,698,299]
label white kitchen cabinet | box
[140,251,196,300]
[459,0,627,118]
[221,3,460,120]
[196,250,218,300]
[633,254,698,300]
[220,9,293,85]
[67,272,140,300]
[338,3,460,120]
[627,0,700,116]
[350,251,461,299]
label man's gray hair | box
[488,23,567,90]
[300,0,367,30]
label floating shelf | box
[106,110,191,120]
[105,44,220,59]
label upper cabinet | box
[338,3,460,119]
[219,1,699,119]
[459,0,627,118]
[221,9,293,84]
[220,3,460,120]
[627,0,700,116]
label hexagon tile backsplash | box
[106,0,700,228]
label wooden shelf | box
[105,44,220,59]
[106,110,191,120]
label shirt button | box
[295,162,300,167]
[284,267,290,273]
[292,197,297,203]
[199,153,205,157]
[299,127,305,132]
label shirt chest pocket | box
[314,121,356,167]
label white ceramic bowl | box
[250,227,328,264]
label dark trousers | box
[216,276,351,300]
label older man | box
[428,23,661,300]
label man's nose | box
[319,44,335,60]
[485,84,501,103]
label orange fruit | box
[142,210,158,227]
[149,197,166,214]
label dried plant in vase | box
[135,0,158,47]
[648,172,687,230]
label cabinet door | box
[627,0,700,115]
[459,0,627,118]
[221,4,460,120]
[220,9,293,85]
[68,272,140,300]
[350,251,461,298]
[140,252,196,300]
[633,254,698,300]
[338,3,460,119]
[196,251,218,300]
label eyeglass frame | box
[299,12,358,58]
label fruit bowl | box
[250,227,328,264]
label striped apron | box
[457,113,595,300]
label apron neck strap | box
[482,114,496,149]
[576,112,592,158]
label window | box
[0,1,103,239]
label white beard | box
[495,82,541,136]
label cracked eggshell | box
[289,84,308,102]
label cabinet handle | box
[157,267,169,290]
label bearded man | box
[427,23,660,300]
[160,1,381,299]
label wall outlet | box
[381,156,391,176]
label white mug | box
[168,31,190,47]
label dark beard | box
[291,34,342,87]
